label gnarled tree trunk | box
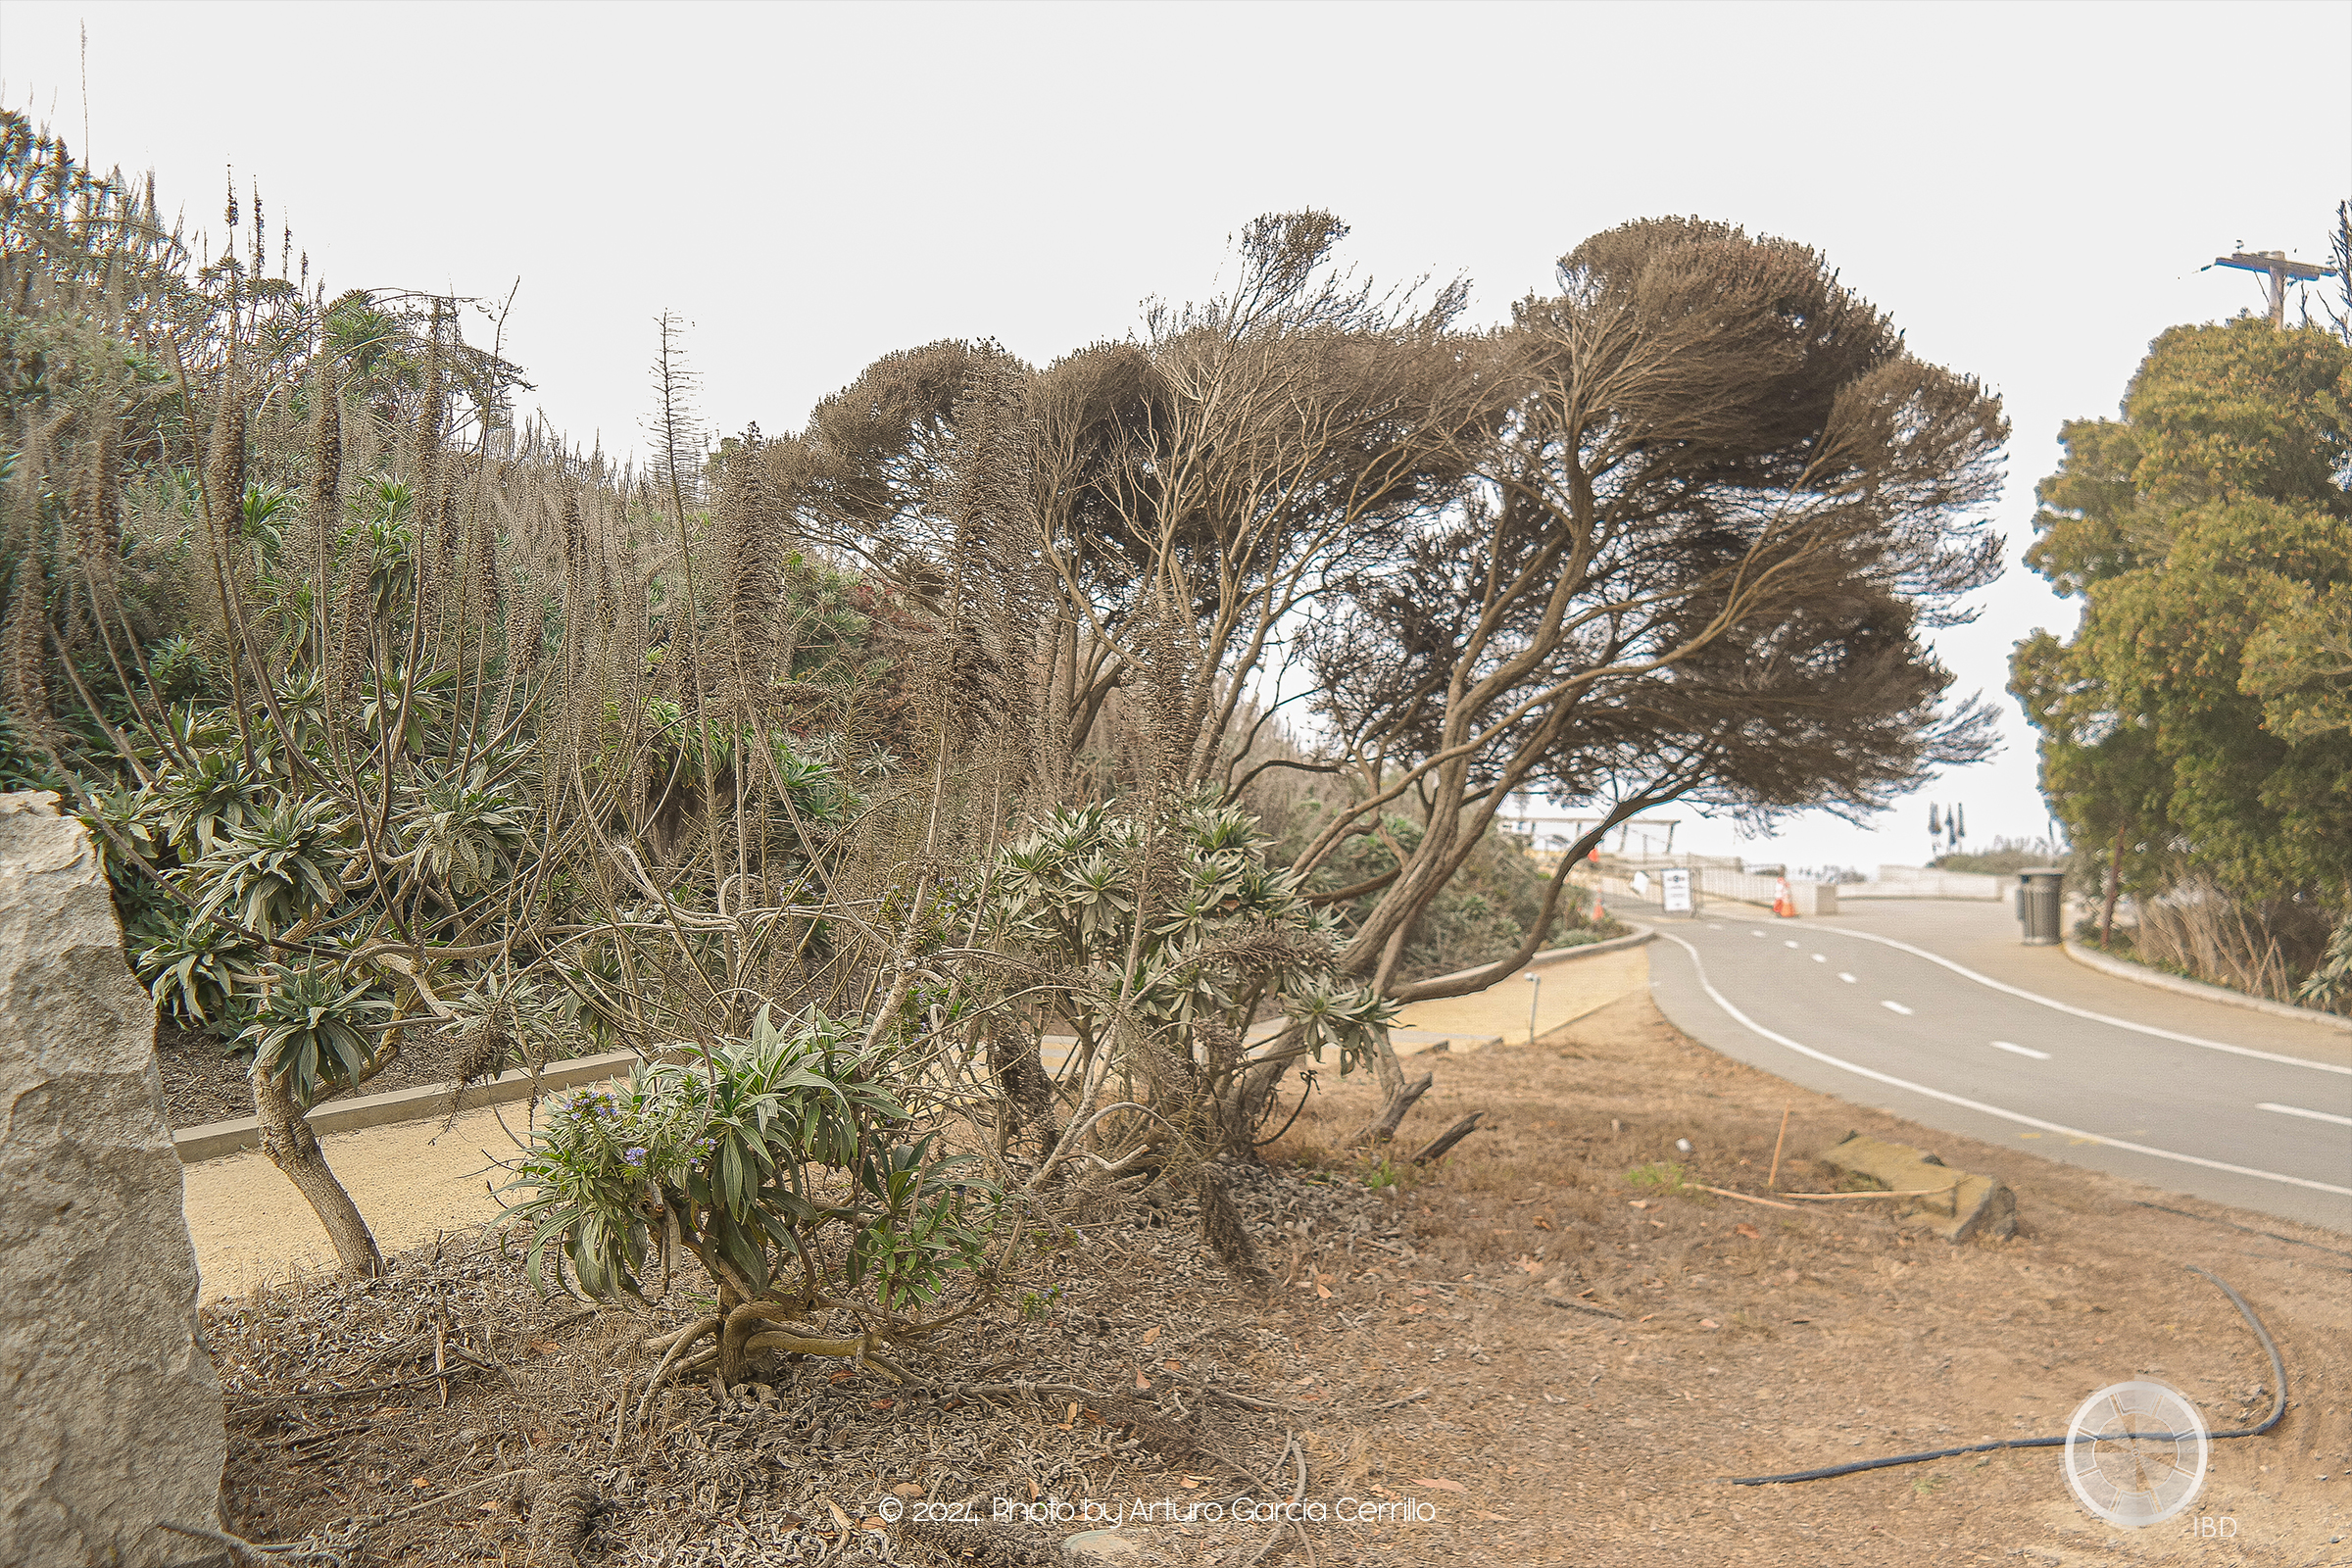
[251,1068,384,1277]
[1350,1025,1433,1146]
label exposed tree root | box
[629,1304,916,1431]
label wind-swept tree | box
[1284,220,2005,1118]
[748,215,2007,1143]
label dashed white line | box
[1882,1001,1914,1016]
[1992,1041,2050,1060]
[1784,939,1799,949]
[1804,927,2351,1077]
[1838,972,1857,984]
[2258,1102,2352,1128]
[1812,954,1827,963]
[1750,929,1767,938]
[1652,931,2352,1199]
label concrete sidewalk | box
[179,945,1655,1300]
[1391,943,1649,1054]
[183,1099,538,1301]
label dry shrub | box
[2123,878,2333,1002]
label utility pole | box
[2209,249,2335,325]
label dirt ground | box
[161,1016,471,1128]
[199,984,2352,1566]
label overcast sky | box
[5,0,2347,873]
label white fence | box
[1838,865,2004,901]
[1598,856,2006,907]
[1697,867,1789,906]
[1605,861,1789,908]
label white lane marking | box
[1751,929,1767,938]
[1812,954,1827,963]
[1709,923,1724,930]
[2258,1102,2352,1128]
[1810,927,2351,1078]
[1785,939,1800,949]
[1654,932,2352,1199]
[1882,1001,1914,1016]
[1838,972,1857,984]
[1992,1041,2050,1060]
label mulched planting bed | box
[205,1162,1431,1567]
[203,991,2352,1565]
[162,1019,473,1129]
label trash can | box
[2016,868,2065,946]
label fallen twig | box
[362,1469,527,1527]
[1774,1187,1955,1201]
[231,1358,492,1409]
[1409,1111,1485,1165]
[1697,1186,1803,1211]
[1241,1434,1307,1568]
[1164,1371,1307,1413]
[154,1520,348,1565]
[265,1420,374,1450]
[1545,1298,1626,1321]
[1348,1385,1432,1414]
[948,1379,1128,1407]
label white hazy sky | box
[5,0,2347,874]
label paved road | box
[1632,896,2352,1234]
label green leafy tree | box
[2013,316,2352,989]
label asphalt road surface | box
[1632,895,2352,1234]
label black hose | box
[1251,1070,1317,1149]
[2183,1265,2289,1439]
[1720,1264,2287,1486]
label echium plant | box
[983,787,1396,1170]
[503,1004,998,1387]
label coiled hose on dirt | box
[1720,1265,2287,1486]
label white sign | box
[1661,868,1693,913]
[1631,870,1651,898]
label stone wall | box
[0,791,225,1564]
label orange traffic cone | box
[1592,890,1606,922]
[1773,877,1794,918]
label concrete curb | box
[2062,939,2352,1035]
[172,929,1668,1165]
[1413,923,1655,992]
[171,1050,640,1164]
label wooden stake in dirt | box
[1767,1105,1790,1191]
